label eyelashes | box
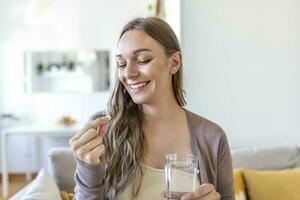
[138,59,152,65]
[118,64,126,68]
[117,59,152,68]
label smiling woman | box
[116,30,182,105]
[70,17,234,200]
[116,47,153,96]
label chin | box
[130,95,152,105]
[126,87,154,105]
[131,97,146,105]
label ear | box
[168,52,182,75]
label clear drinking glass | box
[165,154,199,199]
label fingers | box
[161,191,185,199]
[71,135,106,165]
[75,136,102,157]
[97,121,110,138]
[82,144,106,165]
[190,190,220,200]
[71,129,98,151]
[69,115,111,165]
[181,184,218,200]
[69,116,111,144]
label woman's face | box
[116,30,176,105]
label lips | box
[128,81,150,90]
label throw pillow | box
[243,167,300,200]
[60,191,74,200]
[21,168,62,200]
[233,169,247,200]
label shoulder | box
[185,109,226,143]
[186,109,232,172]
[88,110,107,122]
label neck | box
[142,96,184,123]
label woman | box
[69,17,234,200]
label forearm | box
[74,156,106,200]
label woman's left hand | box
[181,184,220,200]
[161,183,220,200]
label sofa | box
[11,146,300,200]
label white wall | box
[182,0,300,148]
[0,0,148,125]
[0,0,150,172]
[1,0,299,172]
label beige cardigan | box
[74,109,235,200]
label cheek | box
[150,63,169,80]
[146,61,166,77]
[118,70,125,82]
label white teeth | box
[130,81,148,89]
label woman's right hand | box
[69,116,111,165]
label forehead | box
[116,30,164,56]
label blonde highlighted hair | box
[103,17,186,199]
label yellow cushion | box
[234,169,247,200]
[60,191,74,200]
[243,168,300,200]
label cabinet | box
[1,125,80,197]
[24,50,110,93]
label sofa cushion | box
[231,146,300,170]
[60,191,74,200]
[21,168,61,200]
[233,169,247,200]
[48,147,76,193]
[242,168,300,200]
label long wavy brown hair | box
[103,17,186,199]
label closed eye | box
[118,64,126,68]
[138,59,152,65]
[117,62,126,68]
[117,59,152,68]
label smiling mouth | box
[129,81,150,90]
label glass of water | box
[165,154,199,199]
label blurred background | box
[0,0,299,198]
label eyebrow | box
[116,48,152,58]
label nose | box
[124,62,140,79]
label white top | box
[117,165,200,200]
